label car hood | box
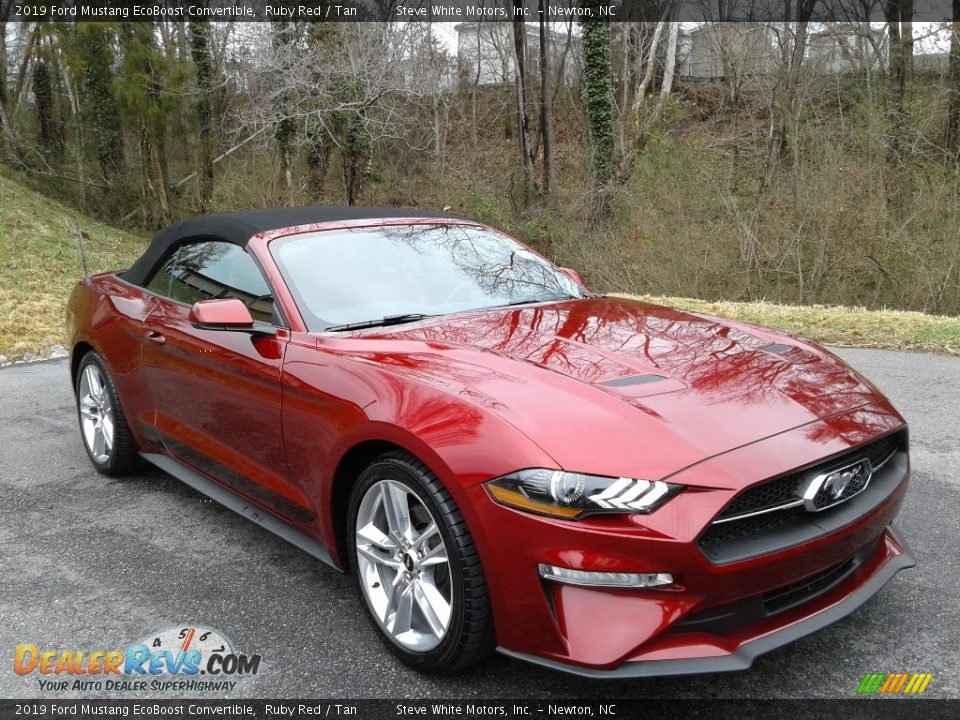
[320,297,889,482]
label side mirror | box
[189,299,255,330]
[560,267,586,287]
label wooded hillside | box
[1,15,958,315]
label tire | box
[74,352,140,477]
[347,451,495,673]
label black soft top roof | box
[122,206,468,286]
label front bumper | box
[456,413,914,676]
[498,526,914,677]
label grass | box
[0,173,147,358]
[613,294,960,356]
[0,173,957,359]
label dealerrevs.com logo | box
[14,625,261,693]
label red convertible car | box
[67,207,914,677]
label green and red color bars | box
[857,672,934,694]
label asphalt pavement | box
[0,348,957,699]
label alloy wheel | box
[78,363,115,463]
[354,479,453,652]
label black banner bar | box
[1,700,959,720]
[5,0,958,23]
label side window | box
[145,241,278,324]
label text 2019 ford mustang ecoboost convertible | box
[67,207,914,677]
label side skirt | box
[140,452,339,571]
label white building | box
[455,22,576,87]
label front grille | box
[862,434,901,468]
[714,433,900,524]
[700,505,807,546]
[698,430,906,564]
[719,472,805,519]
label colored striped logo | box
[857,672,933,694]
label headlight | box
[485,469,682,520]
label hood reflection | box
[364,297,876,419]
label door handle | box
[145,330,166,345]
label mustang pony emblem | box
[803,459,873,511]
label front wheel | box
[75,352,140,476]
[347,451,494,672]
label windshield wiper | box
[324,313,434,332]
[495,294,581,309]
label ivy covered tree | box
[0,0,13,147]
[72,23,124,188]
[31,55,63,159]
[189,20,215,210]
[117,22,181,221]
[580,1,615,190]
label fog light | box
[538,564,673,588]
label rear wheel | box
[75,352,140,476]
[347,451,494,672]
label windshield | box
[270,223,586,331]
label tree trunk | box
[780,16,812,168]
[759,10,814,204]
[119,23,172,220]
[886,0,913,218]
[513,11,536,200]
[137,126,151,223]
[471,34,480,147]
[189,21,215,210]
[276,118,295,205]
[272,22,297,206]
[427,24,447,178]
[616,26,629,165]
[633,20,665,113]
[343,114,366,206]
[433,91,446,178]
[945,5,960,157]
[660,21,679,99]
[0,95,13,147]
[13,23,39,116]
[580,2,615,194]
[75,24,124,186]
[31,57,62,158]
[0,16,7,130]
[306,133,330,199]
[149,132,171,219]
[539,3,555,197]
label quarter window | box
[146,241,278,324]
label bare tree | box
[659,21,680,100]
[633,14,667,114]
[189,19,215,210]
[0,0,11,143]
[270,21,298,205]
[513,13,537,201]
[248,23,427,205]
[946,9,960,158]
[886,0,914,216]
[539,4,555,196]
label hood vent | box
[760,343,794,355]
[601,374,667,387]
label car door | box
[140,239,316,526]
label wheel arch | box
[70,340,97,387]
[329,436,461,571]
